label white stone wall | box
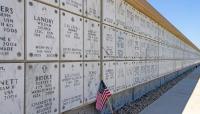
[0,0,200,114]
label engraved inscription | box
[26,0,59,60]
[84,0,101,21]
[115,62,126,92]
[126,33,135,60]
[84,62,100,103]
[0,63,24,114]
[0,0,24,60]
[134,35,140,59]
[126,4,134,32]
[60,0,83,15]
[133,61,140,86]
[84,19,100,60]
[60,62,83,112]
[26,63,59,114]
[61,11,83,60]
[103,62,115,93]
[116,0,126,29]
[125,62,134,88]
[116,30,126,59]
[103,0,115,25]
[103,25,115,60]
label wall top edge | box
[125,0,200,52]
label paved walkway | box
[140,67,200,114]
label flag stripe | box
[96,81,112,111]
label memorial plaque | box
[151,61,157,79]
[144,22,149,37]
[84,62,100,103]
[61,11,83,60]
[139,13,145,34]
[155,25,159,41]
[115,62,126,93]
[145,61,151,81]
[159,43,163,59]
[60,62,83,112]
[150,61,155,80]
[164,46,167,59]
[126,4,134,32]
[116,30,126,60]
[134,10,141,33]
[125,62,134,88]
[84,19,100,60]
[146,39,151,59]
[145,39,152,59]
[26,0,59,60]
[159,60,165,77]
[155,61,159,78]
[126,33,134,60]
[84,0,101,21]
[155,42,159,59]
[60,0,83,15]
[141,15,146,35]
[0,0,24,60]
[103,62,115,93]
[102,25,115,60]
[150,40,155,59]
[140,37,147,59]
[152,21,157,39]
[161,60,166,77]
[140,61,146,84]
[145,18,151,37]
[103,0,115,26]
[151,43,155,58]
[133,61,140,86]
[152,41,156,59]
[116,0,126,29]
[0,63,24,114]
[134,34,140,59]
[36,0,59,6]
[26,63,59,114]
[151,61,156,80]
[152,41,158,59]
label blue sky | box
[148,0,200,49]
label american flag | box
[96,80,112,111]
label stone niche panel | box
[102,24,116,60]
[0,0,24,60]
[0,63,24,114]
[61,10,83,60]
[84,0,101,21]
[103,61,116,93]
[102,0,116,26]
[60,0,83,15]
[26,0,59,60]
[60,62,83,112]
[84,19,100,60]
[26,62,59,114]
[84,62,100,103]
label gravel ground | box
[115,70,192,114]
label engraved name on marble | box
[26,63,59,114]
[0,63,24,114]
[26,0,59,60]
[0,0,24,60]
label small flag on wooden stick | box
[96,80,112,111]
